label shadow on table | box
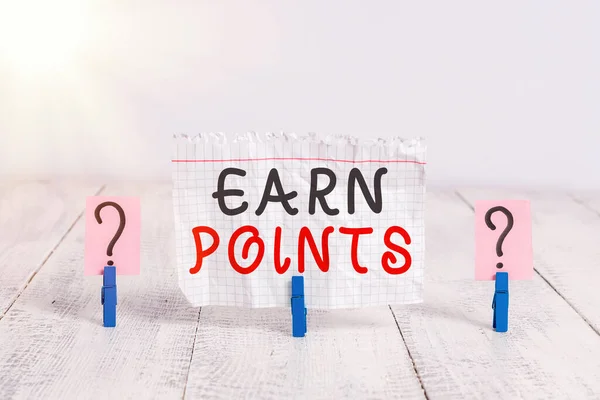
[25,279,199,327]
[392,301,491,331]
[197,305,431,335]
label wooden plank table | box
[0,181,599,399]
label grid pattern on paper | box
[172,138,426,309]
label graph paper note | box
[172,133,426,309]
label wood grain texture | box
[0,183,201,399]
[185,305,425,400]
[459,188,600,335]
[3,183,600,399]
[0,180,102,317]
[391,191,600,399]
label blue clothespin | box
[291,276,307,337]
[492,271,509,332]
[101,266,117,327]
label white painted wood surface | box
[0,180,102,316]
[185,306,425,400]
[0,181,599,399]
[0,183,200,399]
[460,188,600,335]
[391,191,600,399]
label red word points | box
[190,225,412,275]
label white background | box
[1,1,598,188]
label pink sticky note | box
[475,200,533,280]
[85,197,141,275]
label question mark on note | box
[484,206,514,269]
[94,202,126,266]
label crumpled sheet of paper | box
[172,133,426,309]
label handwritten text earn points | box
[190,167,413,275]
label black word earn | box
[211,167,389,216]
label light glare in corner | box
[0,0,89,75]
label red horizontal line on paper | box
[172,157,426,165]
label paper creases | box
[172,133,427,309]
[174,132,425,154]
